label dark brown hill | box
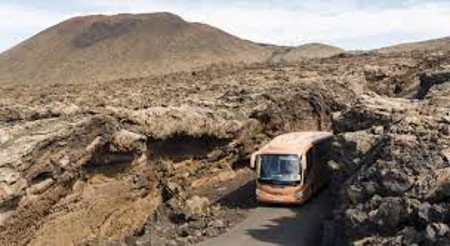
[0,12,272,84]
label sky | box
[0,0,449,52]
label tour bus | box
[250,132,333,204]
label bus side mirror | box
[250,153,257,169]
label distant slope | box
[283,43,344,60]
[269,43,344,62]
[0,13,272,85]
[377,37,450,54]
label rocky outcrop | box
[324,81,450,245]
[416,71,450,99]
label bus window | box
[258,154,302,184]
[306,146,315,180]
[315,139,332,165]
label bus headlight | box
[256,189,262,196]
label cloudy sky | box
[1,0,449,52]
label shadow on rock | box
[216,180,257,209]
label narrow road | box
[198,188,334,246]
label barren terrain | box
[0,12,449,246]
[0,13,342,85]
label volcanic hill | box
[0,12,272,85]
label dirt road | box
[198,188,334,246]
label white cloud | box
[0,4,56,30]
[179,1,450,48]
[0,3,65,51]
[0,0,449,51]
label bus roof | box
[257,131,333,155]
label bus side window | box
[322,139,332,162]
[315,139,331,166]
[313,143,322,165]
[306,147,315,174]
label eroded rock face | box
[0,110,257,245]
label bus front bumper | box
[255,187,308,205]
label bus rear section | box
[250,132,333,205]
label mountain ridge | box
[1,12,448,85]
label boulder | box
[0,129,10,145]
[425,223,450,242]
[374,198,407,232]
[345,208,368,225]
[85,136,104,153]
[184,196,210,218]
[210,219,225,228]
[112,129,147,153]
[347,184,366,204]
[418,202,433,223]
[427,168,450,202]
[380,169,413,195]
[26,178,54,195]
[400,227,422,245]
[341,131,378,154]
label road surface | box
[198,188,334,246]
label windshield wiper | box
[258,178,300,186]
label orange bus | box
[250,132,333,204]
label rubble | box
[323,70,450,245]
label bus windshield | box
[258,154,301,184]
